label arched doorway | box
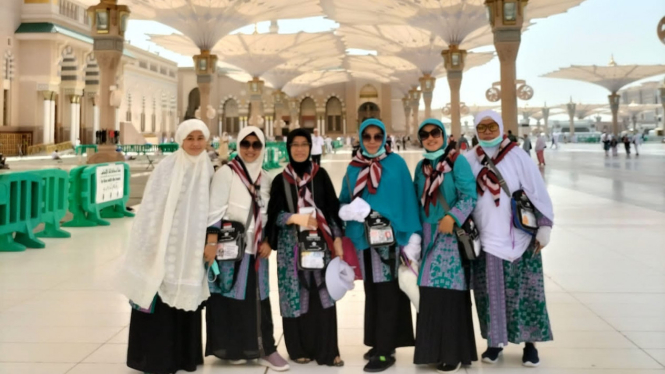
[358,102,380,123]
[223,98,240,134]
[185,88,200,120]
[326,97,342,133]
[300,97,316,129]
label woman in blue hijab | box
[411,119,478,373]
[339,118,421,373]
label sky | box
[125,0,665,121]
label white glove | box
[338,198,371,222]
[535,226,552,248]
[402,233,422,261]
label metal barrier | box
[75,145,99,155]
[119,144,158,154]
[32,169,71,239]
[332,140,343,149]
[46,141,74,154]
[27,143,50,155]
[158,143,179,153]
[0,172,44,252]
[63,162,134,227]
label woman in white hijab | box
[118,119,213,374]
[205,126,289,371]
[464,110,554,368]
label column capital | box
[485,0,528,32]
[41,90,57,100]
[193,50,218,77]
[419,74,437,94]
[441,45,467,72]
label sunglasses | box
[419,128,443,140]
[477,122,500,133]
[362,133,384,142]
[239,140,264,150]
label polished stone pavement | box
[0,143,664,374]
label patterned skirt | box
[471,247,553,347]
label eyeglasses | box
[418,128,443,140]
[362,133,384,142]
[290,142,310,149]
[477,122,500,133]
[239,140,264,150]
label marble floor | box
[1,144,664,374]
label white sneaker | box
[228,359,247,365]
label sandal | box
[295,358,311,364]
[333,356,345,367]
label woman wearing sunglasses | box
[339,118,421,373]
[412,119,478,373]
[205,126,289,372]
[265,128,345,367]
[464,110,554,367]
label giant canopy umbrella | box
[555,100,606,137]
[87,0,323,132]
[543,58,665,135]
[618,102,661,131]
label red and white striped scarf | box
[421,149,456,216]
[283,163,335,251]
[228,157,263,253]
[349,146,392,200]
[474,136,516,206]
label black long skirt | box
[127,296,203,374]
[414,287,478,366]
[283,274,340,366]
[205,255,276,360]
[362,249,415,356]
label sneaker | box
[481,347,503,364]
[363,355,395,372]
[363,348,395,360]
[228,359,247,365]
[522,343,540,367]
[436,362,462,373]
[259,352,290,372]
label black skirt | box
[127,296,203,374]
[205,255,276,360]
[362,249,415,356]
[414,287,478,366]
[283,273,340,366]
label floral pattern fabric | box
[418,223,466,290]
[208,253,269,301]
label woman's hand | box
[438,215,455,234]
[258,241,272,259]
[204,243,217,266]
[287,213,318,229]
[333,237,344,261]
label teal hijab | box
[340,119,421,249]
[414,118,478,225]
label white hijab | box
[117,119,214,311]
[236,126,266,182]
[465,110,554,261]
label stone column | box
[609,92,620,135]
[487,0,527,136]
[566,101,576,139]
[247,77,264,128]
[442,45,467,139]
[542,106,550,134]
[419,74,436,119]
[273,90,286,137]
[42,91,56,144]
[193,50,218,132]
[409,89,421,141]
[659,87,665,131]
[402,96,412,135]
[69,95,81,143]
[87,0,129,163]
[288,97,300,130]
[342,112,347,135]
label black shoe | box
[363,355,395,372]
[363,348,395,360]
[481,347,503,364]
[436,362,462,373]
[522,343,540,367]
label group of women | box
[117,108,554,374]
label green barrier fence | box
[332,140,343,149]
[63,162,134,227]
[229,142,237,151]
[75,145,98,155]
[0,172,44,252]
[120,144,158,154]
[158,143,179,153]
[33,169,70,239]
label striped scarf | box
[228,156,263,260]
[421,149,456,216]
[283,163,335,251]
[474,136,516,206]
[349,146,392,200]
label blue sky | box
[125,0,665,120]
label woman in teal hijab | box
[411,119,478,373]
[339,118,421,373]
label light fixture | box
[95,9,109,33]
[503,1,517,22]
[452,52,460,67]
[119,11,130,34]
[198,58,207,72]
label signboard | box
[96,164,124,203]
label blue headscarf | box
[418,118,448,161]
[359,118,387,158]
[414,119,477,225]
[340,119,421,249]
